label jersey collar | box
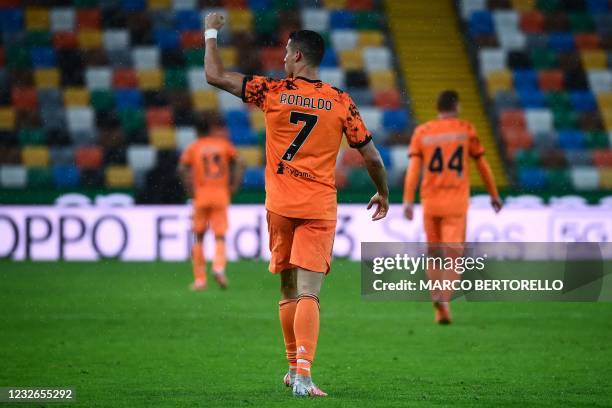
[294,76,322,83]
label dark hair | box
[437,90,459,112]
[288,30,325,67]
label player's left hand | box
[367,193,388,221]
[204,12,225,30]
[491,197,503,213]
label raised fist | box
[204,12,225,30]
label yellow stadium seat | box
[600,168,612,189]
[511,0,535,10]
[138,69,163,90]
[250,109,265,131]
[219,48,237,67]
[237,147,264,167]
[149,127,176,149]
[369,70,396,91]
[26,7,49,30]
[323,0,347,9]
[358,31,384,47]
[597,92,612,110]
[192,90,219,110]
[78,30,102,49]
[0,108,15,130]
[339,49,364,70]
[106,165,134,188]
[22,146,50,167]
[34,69,60,88]
[581,51,607,70]
[147,0,171,9]
[64,88,90,107]
[602,110,612,131]
[228,10,253,32]
[486,70,513,97]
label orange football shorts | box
[266,211,336,274]
[192,205,229,236]
[423,214,467,244]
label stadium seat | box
[469,10,495,36]
[363,47,391,72]
[319,68,346,89]
[127,145,157,171]
[149,127,176,149]
[86,67,112,89]
[368,70,395,91]
[0,165,27,188]
[302,9,330,32]
[331,30,358,51]
[525,108,553,133]
[27,167,52,188]
[538,70,564,91]
[66,107,95,133]
[374,89,402,109]
[479,48,507,74]
[0,108,16,131]
[339,49,364,70]
[64,88,90,106]
[237,146,263,167]
[518,167,547,189]
[132,47,160,69]
[486,70,513,95]
[74,145,103,169]
[50,8,75,32]
[21,146,50,167]
[176,126,196,150]
[192,90,219,110]
[571,166,599,190]
[105,165,134,188]
[383,109,409,132]
[242,167,265,189]
[518,88,545,107]
[137,69,163,89]
[146,107,173,128]
[52,164,80,188]
[34,68,61,88]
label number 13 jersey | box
[242,75,372,220]
[408,117,485,216]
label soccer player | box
[203,14,389,397]
[403,90,502,324]
[178,118,244,291]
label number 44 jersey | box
[408,117,485,217]
[242,75,372,221]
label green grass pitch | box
[1,260,612,407]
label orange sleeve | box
[468,124,485,159]
[241,75,279,111]
[342,94,373,148]
[408,126,423,158]
[179,143,194,166]
[403,154,422,204]
[475,156,500,199]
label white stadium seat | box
[50,7,74,32]
[479,48,507,75]
[331,30,358,51]
[302,9,329,32]
[85,67,112,90]
[132,47,160,70]
[103,30,130,51]
[0,166,27,188]
[319,68,345,89]
[127,145,157,172]
[525,109,553,134]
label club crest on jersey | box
[276,161,315,180]
[276,161,285,174]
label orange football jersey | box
[242,75,371,220]
[408,117,485,216]
[180,136,237,208]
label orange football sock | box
[212,238,226,274]
[294,294,320,377]
[192,242,206,283]
[278,298,298,367]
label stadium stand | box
[461,0,612,192]
[0,0,414,202]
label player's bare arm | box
[358,141,389,221]
[402,155,422,221]
[177,163,193,198]
[204,13,245,97]
[229,156,245,194]
[474,155,503,213]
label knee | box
[194,233,204,243]
[215,235,225,242]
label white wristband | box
[205,29,218,40]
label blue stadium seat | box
[224,110,250,128]
[30,47,57,68]
[587,0,609,13]
[558,130,585,150]
[518,167,547,189]
[569,91,597,112]
[249,0,272,11]
[377,146,392,167]
[175,10,201,31]
[513,69,538,90]
[52,165,80,188]
[382,109,409,131]
[229,126,257,146]
[320,49,338,68]
[114,90,142,109]
[0,9,23,32]
[242,167,265,189]
[518,89,546,108]
[154,29,180,50]
[330,11,355,29]
[469,11,494,36]
[548,33,575,52]
[121,0,145,11]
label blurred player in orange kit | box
[177,119,244,291]
[202,13,389,397]
[403,90,503,325]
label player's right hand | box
[367,193,388,221]
[491,197,503,213]
[205,12,225,30]
[403,203,414,221]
